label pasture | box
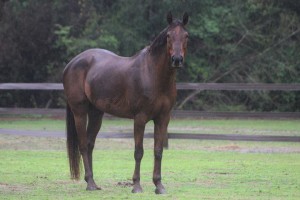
[0,117,300,199]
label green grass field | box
[0,117,300,199]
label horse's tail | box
[66,103,81,180]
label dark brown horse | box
[63,12,189,194]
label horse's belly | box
[94,98,134,119]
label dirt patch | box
[1,130,300,153]
[116,181,133,188]
[210,144,300,153]
[55,180,80,185]
[216,145,241,151]
[239,147,300,153]
[0,182,29,193]
[0,134,66,150]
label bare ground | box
[0,132,300,153]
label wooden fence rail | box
[0,83,63,90]
[1,82,299,144]
[1,82,300,91]
[1,82,300,119]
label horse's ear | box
[167,11,173,25]
[182,12,189,26]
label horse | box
[63,12,189,194]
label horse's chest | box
[135,93,175,117]
[155,94,175,111]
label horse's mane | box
[149,20,184,54]
[148,28,168,53]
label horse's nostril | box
[171,56,175,62]
[179,56,183,63]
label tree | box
[0,0,299,111]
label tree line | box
[0,0,299,111]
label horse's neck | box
[148,49,177,94]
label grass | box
[0,117,300,199]
[0,150,300,199]
[1,149,300,199]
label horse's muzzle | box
[171,55,184,68]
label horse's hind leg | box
[86,105,104,190]
[72,103,99,191]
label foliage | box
[0,0,299,111]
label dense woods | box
[0,0,299,111]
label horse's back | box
[64,48,117,72]
[64,48,126,83]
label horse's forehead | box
[169,26,186,36]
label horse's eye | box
[185,34,189,39]
[166,33,170,39]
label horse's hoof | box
[155,187,166,194]
[86,185,101,191]
[132,185,143,193]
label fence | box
[1,83,300,145]
[1,82,300,118]
[1,82,300,91]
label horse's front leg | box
[153,113,170,194]
[132,115,146,193]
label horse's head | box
[166,12,189,68]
